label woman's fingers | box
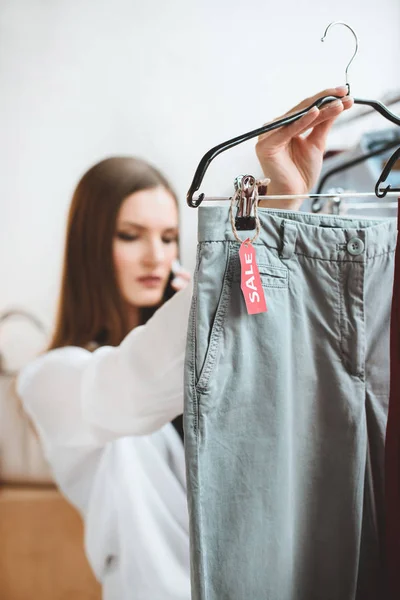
[171,277,190,292]
[260,86,350,135]
[257,107,320,152]
[176,268,191,281]
[257,93,354,152]
[297,95,354,143]
[281,86,349,117]
[295,99,344,137]
[303,94,354,131]
[171,267,191,292]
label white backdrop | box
[1,0,399,361]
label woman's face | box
[113,186,179,309]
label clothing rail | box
[199,192,400,203]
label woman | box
[17,88,352,599]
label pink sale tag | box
[239,239,267,315]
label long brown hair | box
[49,157,179,350]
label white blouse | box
[17,283,193,600]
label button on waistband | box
[347,237,365,256]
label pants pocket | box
[194,242,233,392]
[233,254,289,289]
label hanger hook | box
[321,21,359,93]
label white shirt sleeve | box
[17,282,193,452]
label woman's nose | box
[142,239,165,266]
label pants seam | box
[191,245,201,436]
[338,261,347,367]
[189,246,208,599]
[357,262,366,379]
[196,243,233,393]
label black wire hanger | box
[376,146,400,197]
[186,22,400,208]
[312,136,400,212]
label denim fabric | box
[184,206,397,600]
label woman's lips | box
[137,276,163,288]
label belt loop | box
[280,220,298,260]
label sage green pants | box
[184,206,397,600]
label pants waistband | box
[198,206,398,261]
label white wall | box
[1,0,399,360]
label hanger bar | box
[199,191,400,203]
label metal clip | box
[312,187,345,214]
[233,175,258,231]
[329,195,343,215]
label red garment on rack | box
[385,197,400,600]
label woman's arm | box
[17,281,193,451]
[81,281,192,437]
[16,282,192,518]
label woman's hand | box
[171,262,191,292]
[256,86,354,210]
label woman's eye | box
[162,237,178,244]
[116,232,138,242]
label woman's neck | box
[126,305,140,330]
